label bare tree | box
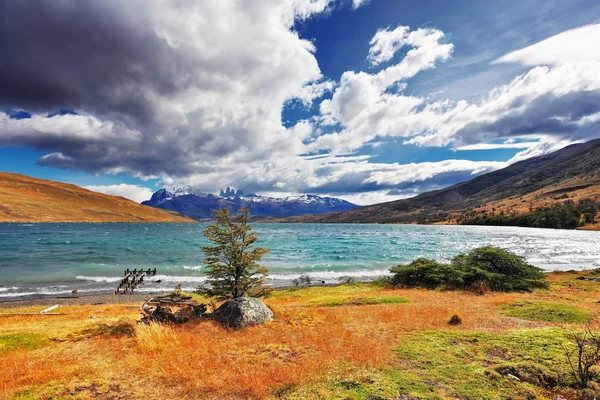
[561,325,600,388]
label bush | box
[448,313,463,325]
[452,246,548,292]
[389,247,548,293]
[389,258,463,289]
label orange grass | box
[1,273,600,399]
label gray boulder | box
[212,297,273,328]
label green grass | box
[501,301,592,323]
[284,328,583,399]
[0,333,47,354]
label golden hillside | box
[0,173,194,223]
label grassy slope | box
[273,139,600,226]
[2,271,600,399]
[0,172,194,223]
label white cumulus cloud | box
[494,24,600,66]
[84,184,154,203]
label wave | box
[75,274,209,283]
[0,287,103,298]
[76,275,122,283]
[268,269,389,281]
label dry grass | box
[469,174,600,228]
[2,272,600,399]
[0,172,192,223]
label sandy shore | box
[0,292,166,309]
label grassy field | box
[2,271,600,399]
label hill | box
[0,173,194,223]
[142,187,358,219]
[277,139,600,227]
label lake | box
[1,223,599,298]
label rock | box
[212,297,273,328]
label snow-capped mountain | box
[142,187,359,219]
[220,187,259,198]
[145,185,202,205]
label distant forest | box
[458,198,599,230]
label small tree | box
[198,207,270,300]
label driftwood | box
[0,313,61,317]
[139,296,207,324]
[0,305,61,317]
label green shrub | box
[452,246,549,292]
[389,258,464,289]
[389,247,548,292]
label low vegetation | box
[459,198,599,229]
[390,246,548,292]
[0,333,47,354]
[501,301,592,324]
[2,268,600,399]
[314,295,409,307]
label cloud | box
[0,0,331,178]
[494,24,600,66]
[311,26,453,152]
[406,64,600,148]
[360,159,506,187]
[455,142,539,151]
[1,4,599,205]
[351,0,370,9]
[84,184,154,203]
[311,25,600,159]
[367,26,447,66]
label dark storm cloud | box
[0,0,330,182]
[0,1,185,124]
[454,90,600,145]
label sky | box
[1,0,599,205]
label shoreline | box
[0,269,584,309]
[0,292,160,309]
[0,281,347,309]
[0,265,593,309]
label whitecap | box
[267,269,389,282]
[151,274,208,283]
[76,275,121,283]
[182,266,203,271]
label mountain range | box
[3,139,598,226]
[141,187,358,219]
[270,139,600,228]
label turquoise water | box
[1,223,600,297]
